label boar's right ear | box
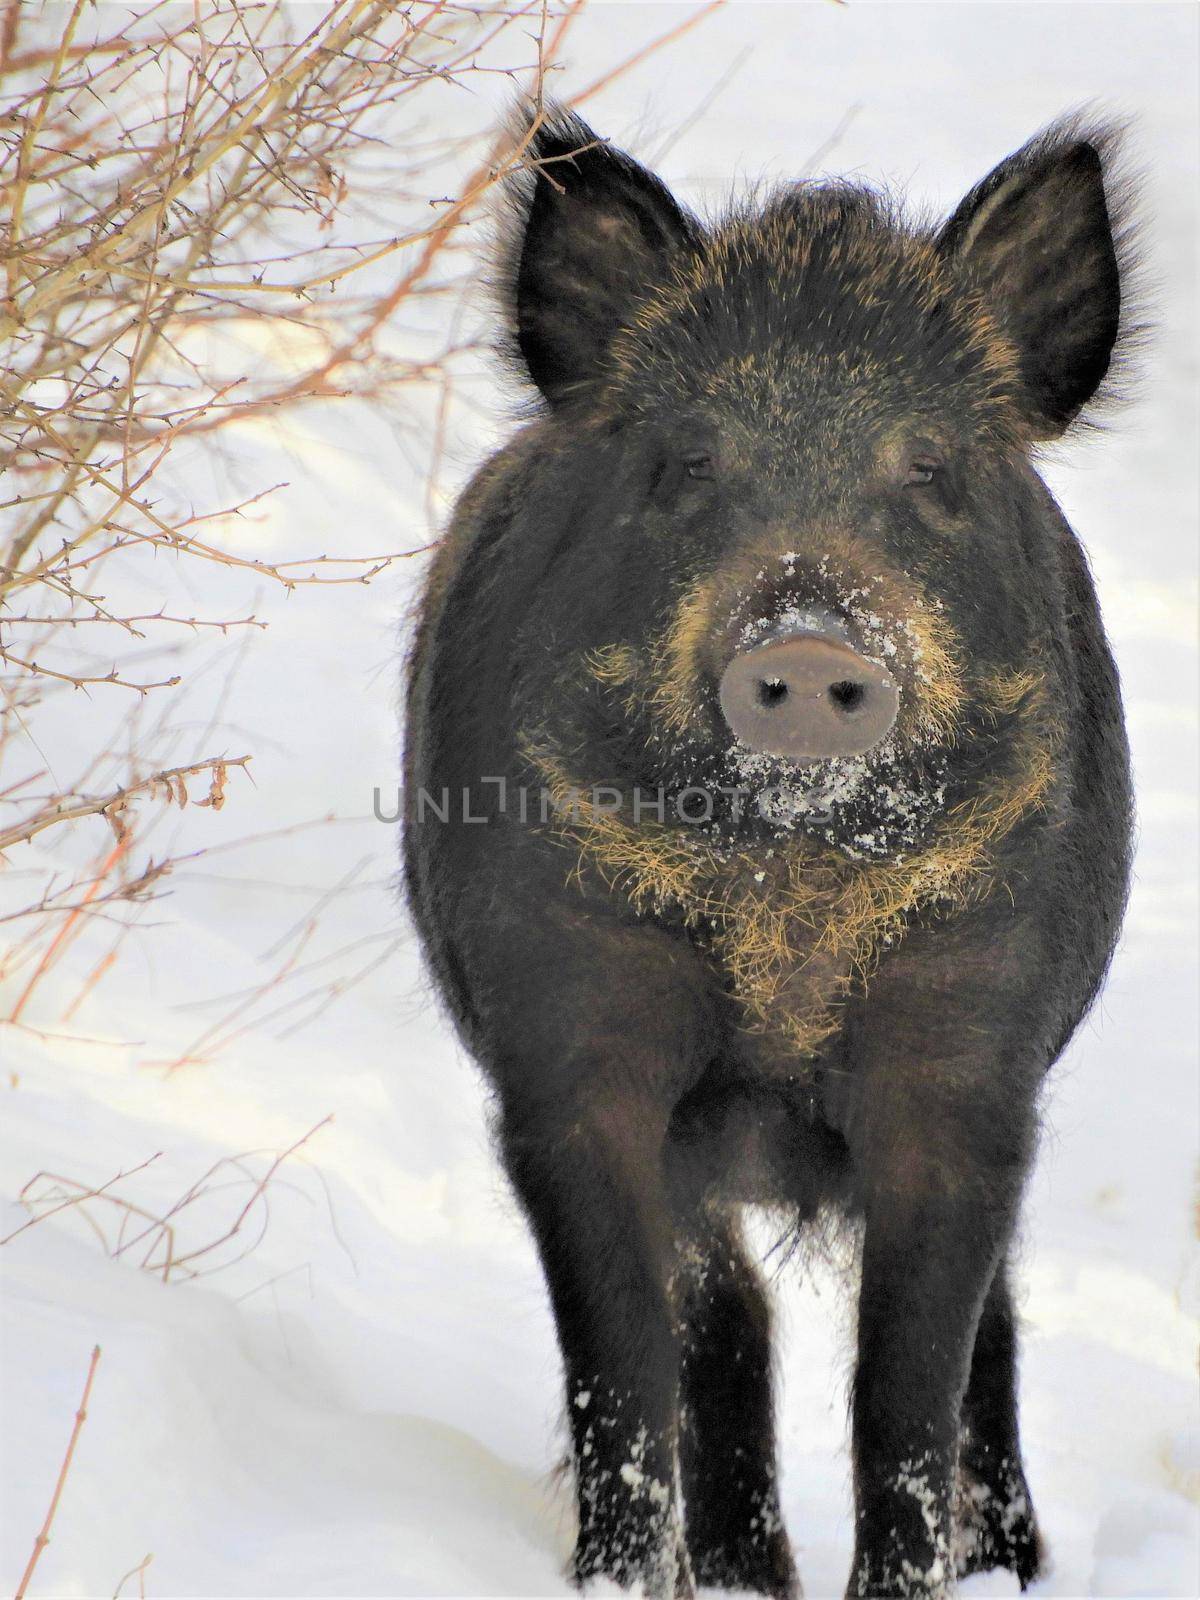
[500,108,697,408]
[937,120,1131,438]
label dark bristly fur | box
[402,106,1136,1599]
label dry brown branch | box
[0,0,718,1036]
[571,0,725,106]
[5,1118,334,1284]
[112,1554,154,1600]
[14,1343,101,1600]
[0,0,574,1019]
[0,645,183,694]
[0,755,251,855]
[0,749,251,1018]
[1,1154,163,1248]
[6,833,131,1024]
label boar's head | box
[498,109,1133,864]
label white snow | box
[2,6,1197,1599]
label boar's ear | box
[501,107,697,407]
[938,120,1130,438]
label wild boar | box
[402,106,1135,1599]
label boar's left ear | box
[500,107,698,408]
[938,120,1131,438]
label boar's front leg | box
[501,1092,688,1593]
[954,1260,1044,1587]
[492,920,719,1597]
[841,1025,1039,1599]
[674,1213,799,1599]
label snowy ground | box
[2,4,1197,1597]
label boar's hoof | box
[719,631,900,761]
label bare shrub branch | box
[3,1116,335,1283]
[0,0,717,1033]
[0,0,579,1014]
[14,1343,102,1600]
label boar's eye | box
[683,451,716,481]
[905,456,943,487]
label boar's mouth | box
[648,554,970,856]
[576,616,1050,863]
[582,544,1050,860]
[652,538,970,769]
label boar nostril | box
[828,680,866,712]
[757,678,789,708]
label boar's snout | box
[719,631,899,761]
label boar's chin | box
[729,734,949,861]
